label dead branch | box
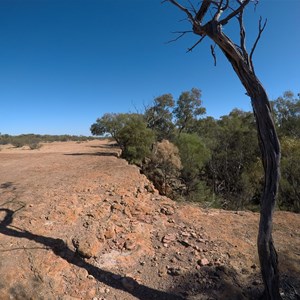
[210,44,217,66]
[237,10,250,68]
[250,16,267,64]
[187,0,197,14]
[187,35,206,52]
[166,0,195,24]
[166,30,192,44]
[219,0,251,25]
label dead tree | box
[164,1,281,299]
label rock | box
[181,231,190,237]
[72,236,102,258]
[104,225,115,239]
[198,258,210,266]
[144,183,155,193]
[124,239,136,251]
[162,233,177,244]
[111,203,122,211]
[160,206,175,215]
[190,232,197,238]
[167,266,183,276]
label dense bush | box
[143,140,182,198]
[91,113,155,164]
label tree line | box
[0,134,97,149]
[91,89,300,213]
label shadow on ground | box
[1,206,299,300]
[0,182,14,189]
[0,207,182,300]
[90,143,119,149]
[64,152,119,157]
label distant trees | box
[144,94,175,141]
[174,88,206,134]
[0,134,95,149]
[271,91,300,139]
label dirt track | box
[0,140,299,299]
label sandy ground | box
[0,140,299,300]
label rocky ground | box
[0,140,299,300]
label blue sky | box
[0,0,299,136]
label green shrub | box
[28,142,42,150]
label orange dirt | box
[0,140,299,300]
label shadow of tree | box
[0,208,183,300]
[90,142,119,149]
[64,152,119,157]
[278,250,300,299]
[0,182,13,189]
[167,264,263,300]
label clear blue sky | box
[0,0,299,136]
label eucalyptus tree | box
[164,1,281,298]
[144,93,175,141]
[174,88,206,134]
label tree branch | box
[213,0,224,21]
[250,16,267,63]
[187,0,197,15]
[195,0,212,24]
[210,44,217,66]
[237,10,250,68]
[166,30,192,44]
[165,0,195,24]
[219,0,251,25]
[187,35,206,52]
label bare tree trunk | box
[165,2,282,297]
[251,91,281,300]
[252,94,281,300]
[204,23,282,300]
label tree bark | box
[203,22,282,300]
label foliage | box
[144,94,175,141]
[271,91,300,138]
[173,88,206,133]
[90,113,132,144]
[117,115,155,164]
[91,90,300,213]
[278,137,300,212]
[143,140,182,197]
[91,113,154,164]
[175,133,211,202]
[203,109,262,209]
